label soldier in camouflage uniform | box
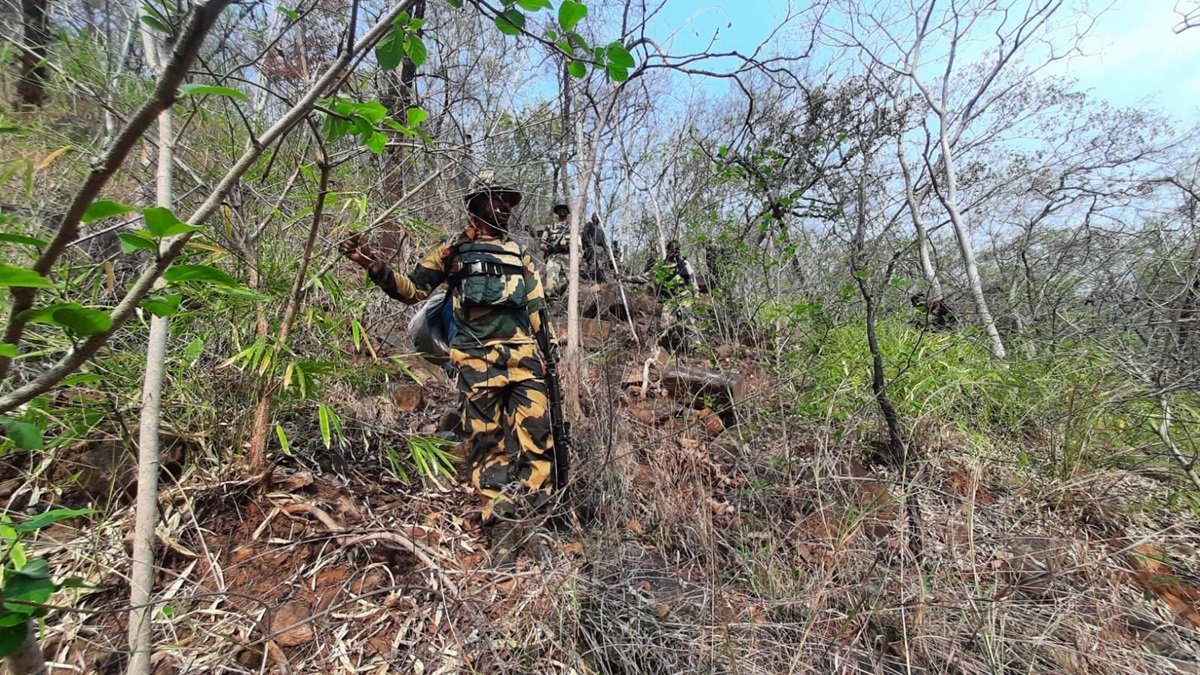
[340,182,558,562]
[627,239,699,351]
[539,203,573,300]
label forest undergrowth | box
[3,0,1200,672]
[5,304,1200,673]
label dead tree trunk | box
[17,0,51,108]
[378,0,425,261]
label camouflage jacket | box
[367,230,555,350]
[539,220,573,255]
[633,256,697,300]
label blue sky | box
[646,0,1200,123]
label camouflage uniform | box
[368,230,557,522]
[539,220,573,299]
[638,255,699,350]
[582,218,610,283]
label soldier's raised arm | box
[340,233,448,304]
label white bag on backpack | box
[407,289,452,364]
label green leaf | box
[406,107,428,127]
[357,101,388,124]
[558,0,587,31]
[143,207,202,238]
[19,302,78,325]
[61,373,103,386]
[606,42,635,68]
[319,405,332,449]
[0,625,26,659]
[567,60,587,78]
[606,63,629,82]
[0,264,52,289]
[19,559,50,580]
[495,9,525,35]
[276,424,291,455]
[4,572,55,608]
[178,83,249,102]
[0,614,27,629]
[163,264,238,287]
[366,131,388,154]
[404,35,428,67]
[0,343,15,357]
[141,294,182,318]
[118,232,158,254]
[184,337,204,365]
[209,285,269,301]
[81,200,135,224]
[0,233,48,247]
[376,30,405,70]
[140,14,171,35]
[10,542,25,571]
[515,0,552,9]
[0,418,42,450]
[9,508,91,533]
[276,6,300,20]
[567,31,589,53]
[52,306,113,337]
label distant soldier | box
[627,239,700,350]
[539,203,573,300]
[911,293,957,329]
[582,212,610,283]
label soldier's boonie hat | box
[464,170,522,207]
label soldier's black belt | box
[451,260,523,277]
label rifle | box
[535,310,571,490]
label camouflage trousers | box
[543,254,568,300]
[659,293,698,351]
[450,342,555,522]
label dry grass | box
[5,338,1200,674]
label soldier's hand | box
[339,233,376,269]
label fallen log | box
[660,366,744,410]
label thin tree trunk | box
[103,8,137,143]
[935,123,1007,358]
[127,21,173,673]
[563,76,624,415]
[565,107,586,417]
[898,145,943,299]
[558,61,572,199]
[378,0,424,260]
